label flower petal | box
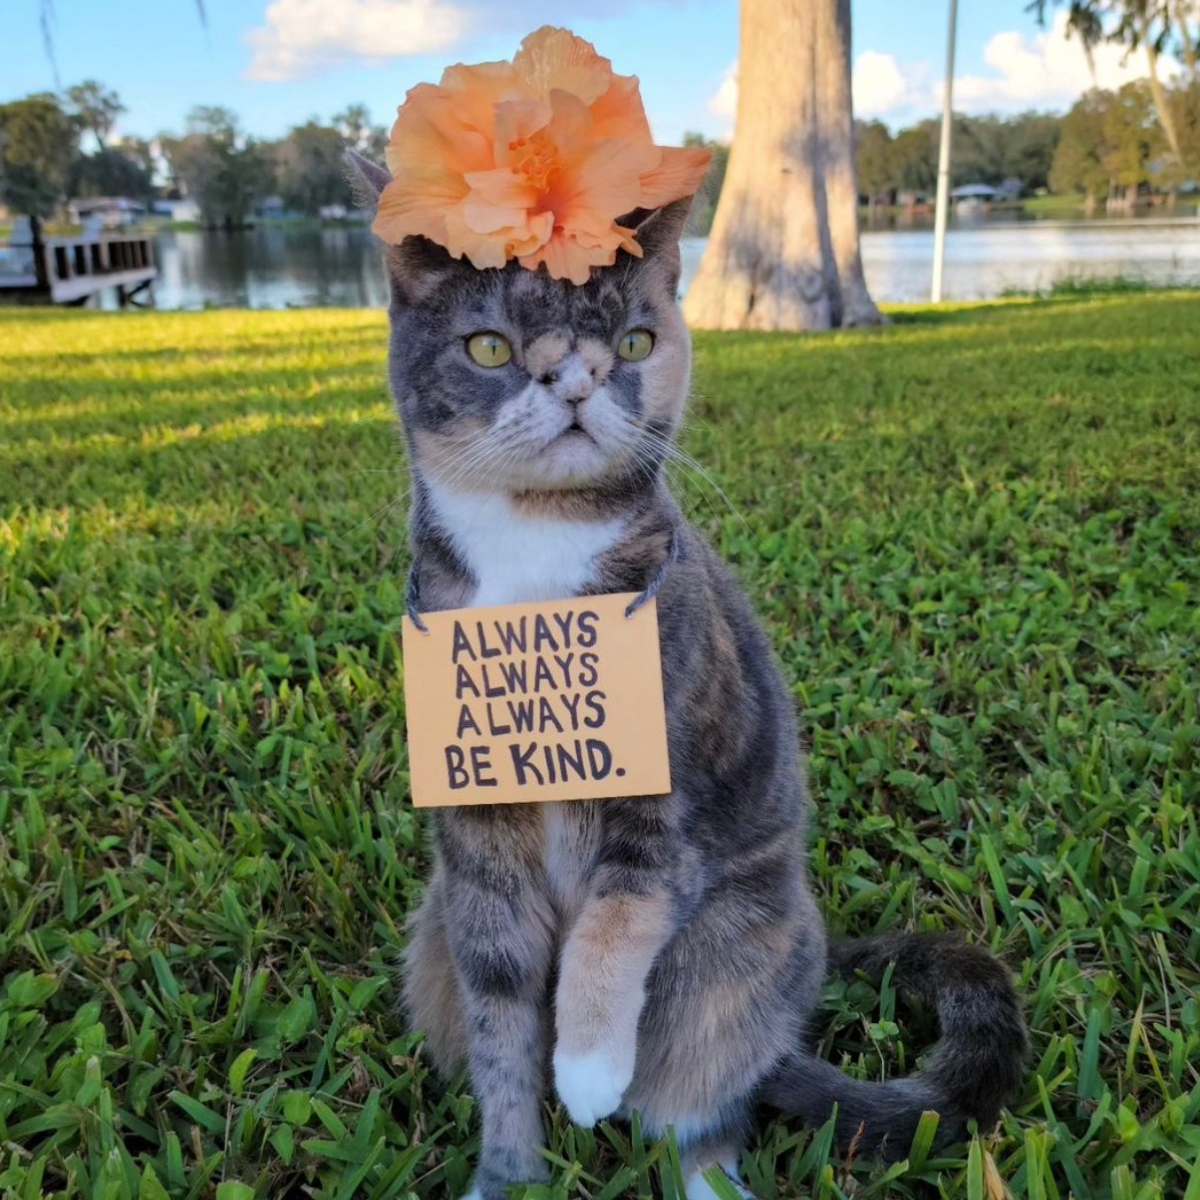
[492,96,554,169]
[444,204,509,269]
[519,230,593,284]
[386,88,493,177]
[513,26,612,105]
[376,24,699,284]
[589,71,651,143]
[549,135,654,228]
[439,60,529,137]
[372,171,465,245]
[464,167,540,210]
[447,204,552,269]
[638,145,713,208]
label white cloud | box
[853,51,923,117]
[703,11,1183,133]
[708,62,738,122]
[246,0,467,82]
[707,51,925,126]
[949,11,1179,112]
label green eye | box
[618,329,654,362]
[466,332,513,368]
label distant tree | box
[366,124,390,161]
[0,92,78,217]
[115,136,159,181]
[66,80,125,150]
[277,120,354,215]
[1032,0,1197,167]
[886,111,1061,196]
[1102,79,1160,204]
[1002,111,1063,191]
[1164,76,1200,181]
[680,131,729,235]
[953,114,1008,185]
[333,104,372,151]
[891,122,938,193]
[68,146,154,202]
[333,104,390,164]
[1051,90,1113,204]
[160,106,274,227]
[855,119,894,208]
[1050,83,1158,207]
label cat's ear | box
[344,149,463,304]
[384,237,465,305]
[633,196,695,259]
[345,148,391,209]
[627,196,694,295]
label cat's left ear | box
[345,148,391,210]
[627,196,694,294]
[633,196,694,259]
[344,149,457,305]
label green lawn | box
[1,295,1198,1200]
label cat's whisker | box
[341,486,412,548]
[438,432,510,493]
[638,428,753,535]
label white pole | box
[931,0,959,303]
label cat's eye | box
[618,329,654,362]
[466,332,513,368]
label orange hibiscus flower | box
[373,26,712,285]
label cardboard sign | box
[401,592,671,808]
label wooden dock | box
[0,231,157,307]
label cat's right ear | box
[345,148,391,208]
[345,148,460,305]
[384,238,463,305]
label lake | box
[120,214,1200,311]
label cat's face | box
[382,204,691,495]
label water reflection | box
[682,217,1200,304]
[105,216,1200,312]
[144,225,389,311]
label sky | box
[0,0,1171,147]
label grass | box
[1019,196,1089,220]
[1,293,1198,1200]
[999,277,1159,301]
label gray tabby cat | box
[349,152,1027,1200]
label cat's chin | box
[518,431,616,490]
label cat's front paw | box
[553,1046,634,1127]
[462,1151,550,1200]
[686,1165,756,1200]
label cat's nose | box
[545,354,596,406]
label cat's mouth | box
[518,416,614,488]
[551,419,597,445]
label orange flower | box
[373,26,712,285]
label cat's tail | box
[759,932,1027,1158]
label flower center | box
[509,131,561,191]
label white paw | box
[685,1164,754,1200]
[456,1190,484,1200]
[553,1046,633,1127]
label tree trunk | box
[1138,16,1184,166]
[683,0,883,330]
[1175,1,1197,75]
[817,0,883,326]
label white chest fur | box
[426,481,625,608]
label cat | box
[348,150,1028,1200]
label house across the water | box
[67,197,147,228]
